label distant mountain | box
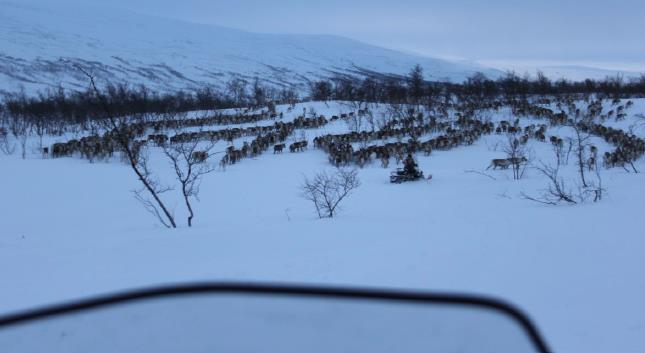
[482,62,644,82]
[536,65,643,81]
[0,1,501,96]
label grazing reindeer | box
[550,135,559,145]
[380,154,389,168]
[192,151,208,163]
[273,143,285,153]
[423,144,433,156]
[289,140,308,152]
[219,155,228,170]
[487,157,527,170]
[487,159,511,170]
[507,157,528,166]
[588,145,598,171]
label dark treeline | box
[2,66,645,125]
[2,85,240,124]
[0,77,299,124]
[311,66,645,104]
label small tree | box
[590,162,605,202]
[571,122,591,187]
[522,142,606,205]
[502,134,528,180]
[132,149,176,228]
[30,113,48,152]
[226,78,248,106]
[364,110,376,132]
[279,87,299,108]
[307,107,317,119]
[310,80,333,101]
[251,76,267,108]
[345,113,363,133]
[408,64,425,105]
[0,113,15,155]
[162,135,216,227]
[77,66,177,228]
[522,162,577,205]
[301,168,361,218]
[8,112,30,159]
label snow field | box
[0,100,644,353]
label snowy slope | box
[482,61,644,81]
[537,65,644,81]
[0,1,501,95]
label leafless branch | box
[75,65,177,228]
[162,126,217,227]
[301,168,361,218]
[522,161,577,205]
[464,169,497,180]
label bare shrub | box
[345,113,363,133]
[132,150,175,228]
[0,126,15,155]
[589,163,605,202]
[162,132,216,227]
[307,107,317,118]
[365,110,376,132]
[564,137,574,165]
[301,168,361,218]
[522,162,577,205]
[8,113,29,159]
[551,138,565,166]
[77,66,177,228]
[571,121,591,187]
[502,134,528,180]
[523,144,606,205]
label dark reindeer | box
[273,143,285,153]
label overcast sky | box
[31,0,645,71]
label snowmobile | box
[390,167,425,183]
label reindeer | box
[487,159,511,170]
[380,153,390,168]
[487,155,528,170]
[273,143,285,154]
[507,157,528,166]
[192,151,208,163]
[587,145,598,171]
[289,140,308,152]
[219,155,229,170]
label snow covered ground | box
[1,100,644,353]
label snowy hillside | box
[486,63,645,81]
[536,65,644,81]
[0,1,500,95]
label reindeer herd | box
[511,97,645,171]
[585,123,644,170]
[42,97,644,177]
[313,114,494,168]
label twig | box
[464,169,497,180]
[520,191,557,205]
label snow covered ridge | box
[0,1,501,96]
